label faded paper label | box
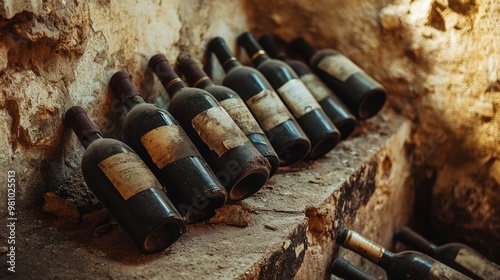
[454,247,500,279]
[317,54,363,82]
[277,79,321,118]
[245,89,292,131]
[141,125,199,169]
[98,152,160,200]
[191,106,249,156]
[300,73,331,101]
[428,260,470,280]
[219,98,264,135]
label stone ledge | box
[3,110,411,279]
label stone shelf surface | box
[1,110,411,279]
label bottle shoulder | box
[83,138,134,162]
[203,84,240,101]
[310,49,342,66]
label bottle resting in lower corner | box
[396,226,500,280]
[65,106,185,254]
[337,228,471,280]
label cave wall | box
[1,0,499,264]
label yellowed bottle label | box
[245,89,292,131]
[191,106,249,157]
[277,79,321,118]
[317,54,363,82]
[140,125,199,169]
[454,247,500,279]
[219,98,264,136]
[98,152,160,200]
[300,73,331,101]
[428,260,470,280]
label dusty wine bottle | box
[290,38,387,120]
[397,226,500,280]
[207,37,311,166]
[148,54,270,201]
[337,228,471,280]
[177,58,279,177]
[330,258,377,280]
[109,71,227,223]
[238,32,340,160]
[65,106,185,253]
[258,35,357,140]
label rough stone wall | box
[0,0,248,217]
[244,0,500,262]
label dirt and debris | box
[209,204,252,227]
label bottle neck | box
[109,71,144,110]
[124,95,145,111]
[258,35,288,61]
[80,131,104,149]
[64,106,103,149]
[148,54,186,99]
[237,32,270,67]
[397,227,438,256]
[330,258,376,280]
[290,38,317,62]
[251,51,271,67]
[338,229,386,265]
[207,37,243,73]
[178,58,215,89]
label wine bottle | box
[148,54,270,201]
[109,71,227,224]
[290,38,387,120]
[207,37,311,166]
[337,228,471,280]
[397,227,500,280]
[330,258,377,280]
[238,32,340,160]
[258,35,357,140]
[177,58,279,177]
[64,106,185,253]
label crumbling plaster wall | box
[0,0,499,264]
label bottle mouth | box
[357,88,386,120]
[307,133,340,160]
[228,168,269,201]
[141,218,185,254]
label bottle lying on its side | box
[149,55,270,201]
[290,38,387,120]
[109,71,227,224]
[238,31,341,160]
[337,228,471,280]
[65,106,185,254]
[396,226,500,280]
[177,57,279,177]
[258,35,357,141]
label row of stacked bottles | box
[65,32,387,253]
